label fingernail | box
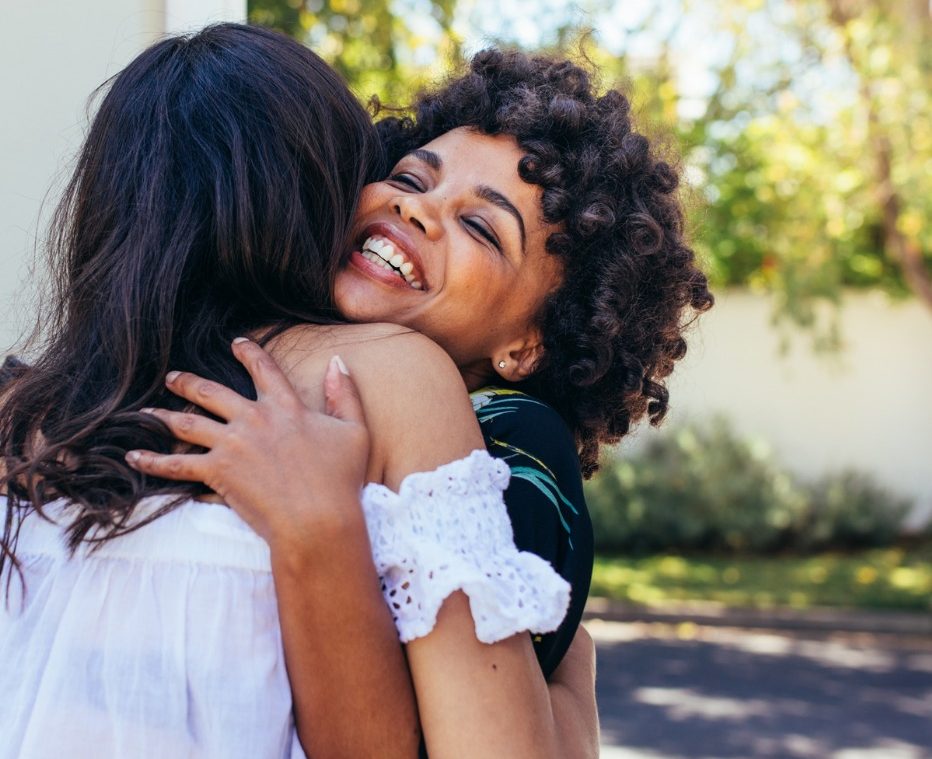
[233,337,250,345]
[332,355,350,376]
[140,407,155,415]
[166,371,180,384]
[126,451,141,464]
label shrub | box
[585,418,914,555]
[799,471,912,551]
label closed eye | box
[464,217,502,252]
[388,173,423,191]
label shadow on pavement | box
[592,621,932,759]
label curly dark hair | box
[375,49,714,477]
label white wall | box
[0,0,245,352]
[618,290,932,528]
[165,0,248,33]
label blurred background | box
[1,1,930,756]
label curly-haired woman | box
[1,25,596,758]
[127,48,712,757]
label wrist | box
[267,493,369,573]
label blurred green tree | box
[249,0,461,103]
[247,0,932,340]
[815,0,932,306]
[681,0,932,341]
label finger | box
[231,337,301,403]
[141,408,224,448]
[324,355,366,424]
[125,449,209,484]
[165,370,252,421]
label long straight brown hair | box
[1,24,384,576]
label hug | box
[0,22,710,758]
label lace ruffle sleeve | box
[361,450,571,644]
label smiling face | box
[334,128,562,388]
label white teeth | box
[360,234,424,290]
[376,244,394,261]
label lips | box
[359,235,423,289]
[349,222,428,291]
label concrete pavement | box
[589,619,932,759]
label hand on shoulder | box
[126,338,370,550]
[281,324,483,490]
[126,326,485,541]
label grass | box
[590,542,932,612]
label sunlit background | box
[1,1,930,757]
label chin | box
[334,281,391,325]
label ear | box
[493,331,545,382]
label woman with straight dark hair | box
[0,24,601,759]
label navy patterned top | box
[470,386,594,678]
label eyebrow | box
[408,148,442,170]
[407,148,527,253]
[475,185,527,253]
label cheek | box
[352,183,388,222]
[520,245,563,311]
[448,241,510,299]
[487,263,560,330]
[358,183,381,207]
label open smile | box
[347,223,429,291]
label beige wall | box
[0,0,245,351]
[618,290,932,528]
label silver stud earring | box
[498,360,507,369]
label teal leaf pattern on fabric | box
[470,387,576,549]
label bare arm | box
[270,516,419,758]
[406,599,598,759]
[549,625,600,759]
[128,335,598,758]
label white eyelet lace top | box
[0,450,570,759]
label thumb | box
[324,355,366,424]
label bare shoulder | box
[270,323,463,393]
[338,326,464,390]
[342,329,482,488]
[272,324,481,489]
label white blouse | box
[0,450,570,759]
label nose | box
[392,193,441,239]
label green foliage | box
[248,0,932,335]
[800,471,913,551]
[249,0,460,104]
[680,0,932,339]
[590,544,932,611]
[584,419,914,555]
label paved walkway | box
[590,619,932,759]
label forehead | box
[415,127,544,221]
[419,126,520,159]
[417,129,524,184]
